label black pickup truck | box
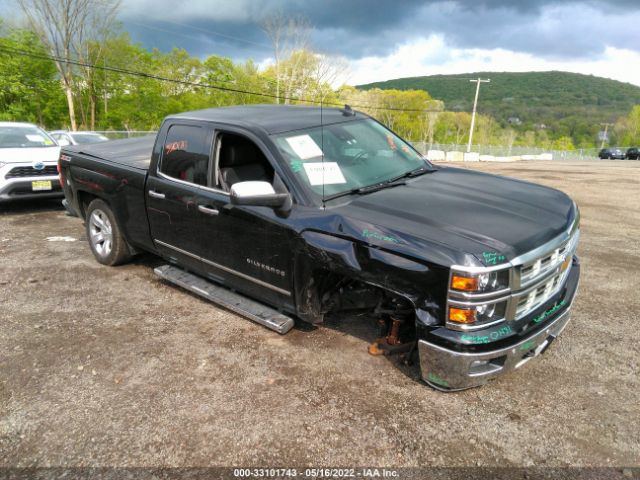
[59,105,580,390]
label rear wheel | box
[85,199,132,266]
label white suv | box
[0,122,62,202]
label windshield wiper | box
[324,180,407,202]
[323,166,435,203]
[386,165,435,184]
[324,167,437,201]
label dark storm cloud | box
[120,0,429,60]
[116,0,640,61]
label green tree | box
[613,105,640,146]
[0,23,66,127]
[433,112,471,145]
[94,34,165,130]
[263,48,347,104]
[338,87,436,140]
[17,0,121,130]
[552,136,576,150]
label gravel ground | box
[0,160,638,469]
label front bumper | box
[0,176,62,202]
[419,307,572,390]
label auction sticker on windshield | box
[286,134,323,159]
[26,134,45,143]
[303,162,346,186]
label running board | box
[154,265,295,334]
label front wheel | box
[85,199,132,266]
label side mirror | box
[230,181,290,208]
[56,138,70,146]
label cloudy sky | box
[5,0,640,86]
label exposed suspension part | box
[368,297,415,357]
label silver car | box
[49,130,109,146]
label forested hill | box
[358,71,640,143]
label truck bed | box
[61,135,156,254]
[65,135,155,170]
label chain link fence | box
[95,130,157,140]
[94,132,624,161]
[410,142,606,161]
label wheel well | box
[306,269,419,356]
[76,191,100,219]
[309,269,416,320]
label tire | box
[85,198,132,266]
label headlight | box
[450,269,509,293]
[448,300,507,327]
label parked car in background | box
[598,148,625,159]
[625,147,640,160]
[0,122,62,202]
[49,130,109,146]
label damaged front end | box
[293,229,447,362]
[419,224,581,391]
[294,208,581,391]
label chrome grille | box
[447,225,580,331]
[515,270,565,318]
[518,234,574,288]
[5,166,58,178]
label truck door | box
[194,130,295,310]
[146,122,214,273]
[147,123,294,311]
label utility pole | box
[467,78,490,153]
[599,123,613,149]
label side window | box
[160,125,212,186]
[215,132,274,191]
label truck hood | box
[0,147,61,164]
[330,166,576,267]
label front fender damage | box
[293,230,447,346]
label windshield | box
[0,125,57,148]
[71,133,109,144]
[272,118,430,199]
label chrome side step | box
[154,265,295,334]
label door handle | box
[148,190,165,199]
[198,205,219,216]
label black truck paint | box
[59,105,581,390]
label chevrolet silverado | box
[59,105,581,390]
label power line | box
[120,25,292,93]
[0,45,442,114]
[126,21,222,45]
[118,22,292,91]
[126,20,272,50]
[0,44,298,101]
[152,19,272,49]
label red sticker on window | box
[386,134,397,151]
[165,140,187,155]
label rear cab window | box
[159,124,213,186]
